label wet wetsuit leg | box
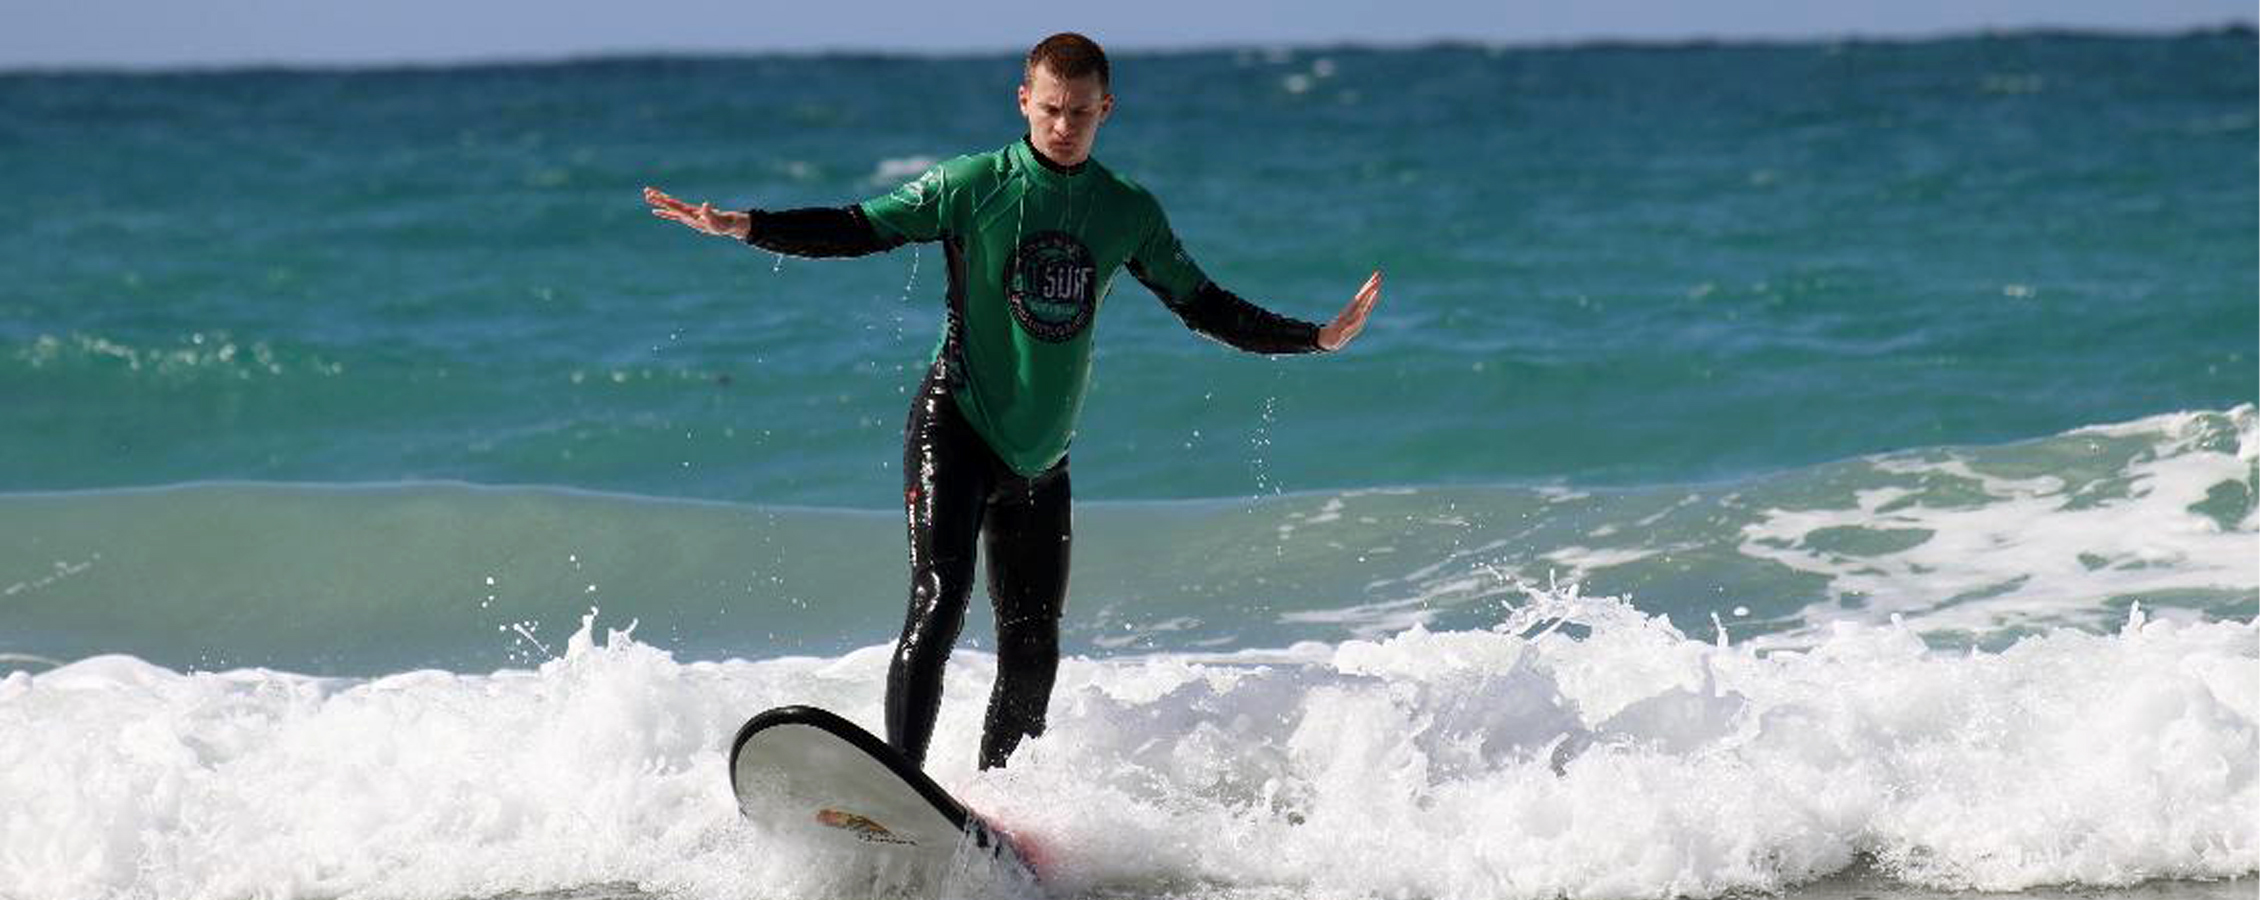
[978,460,1070,770]
[887,360,1075,770]
[887,365,993,767]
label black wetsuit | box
[745,138,1323,769]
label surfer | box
[646,33,1380,770]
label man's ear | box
[1099,93,1115,123]
[1017,83,1031,114]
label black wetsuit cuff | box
[743,205,898,257]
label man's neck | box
[1022,135,1088,175]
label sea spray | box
[6,586,2251,900]
[969,591,2258,899]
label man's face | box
[1017,64,1112,167]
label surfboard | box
[728,705,1040,885]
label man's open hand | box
[645,186,751,240]
[1317,269,1382,351]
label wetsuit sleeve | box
[740,206,903,258]
[1165,282,1325,355]
[857,164,951,243]
[1128,206,1324,355]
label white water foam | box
[2,591,2252,900]
[1741,406,2257,641]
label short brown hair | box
[1026,33,1109,90]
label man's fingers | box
[651,208,714,233]
[1348,271,1380,305]
[646,188,745,238]
[1322,269,1382,351]
[645,189,700,215]
[1342,278,1380,321]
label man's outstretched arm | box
[644,187,902,258]
[1138,266,1382,355]
[1129,200,1380,355]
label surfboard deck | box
[728,705,1039,883]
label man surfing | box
[648,32,1380,771]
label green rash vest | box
[859,139,1213,477]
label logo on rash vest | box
[890,166,943,208]
[817,808,918,845]
[1006,230,1097,342]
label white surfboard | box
[729,705,1039,885]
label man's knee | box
[993,614,1060,669]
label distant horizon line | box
[3,20,2251,78]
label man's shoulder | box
[871,150,1003,212]
[1085,159,1167,220]
[930,149,1011,191]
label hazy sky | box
[5,0,2253,70]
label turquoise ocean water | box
[1,31,2255,900]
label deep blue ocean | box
[1,31,2254,900]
